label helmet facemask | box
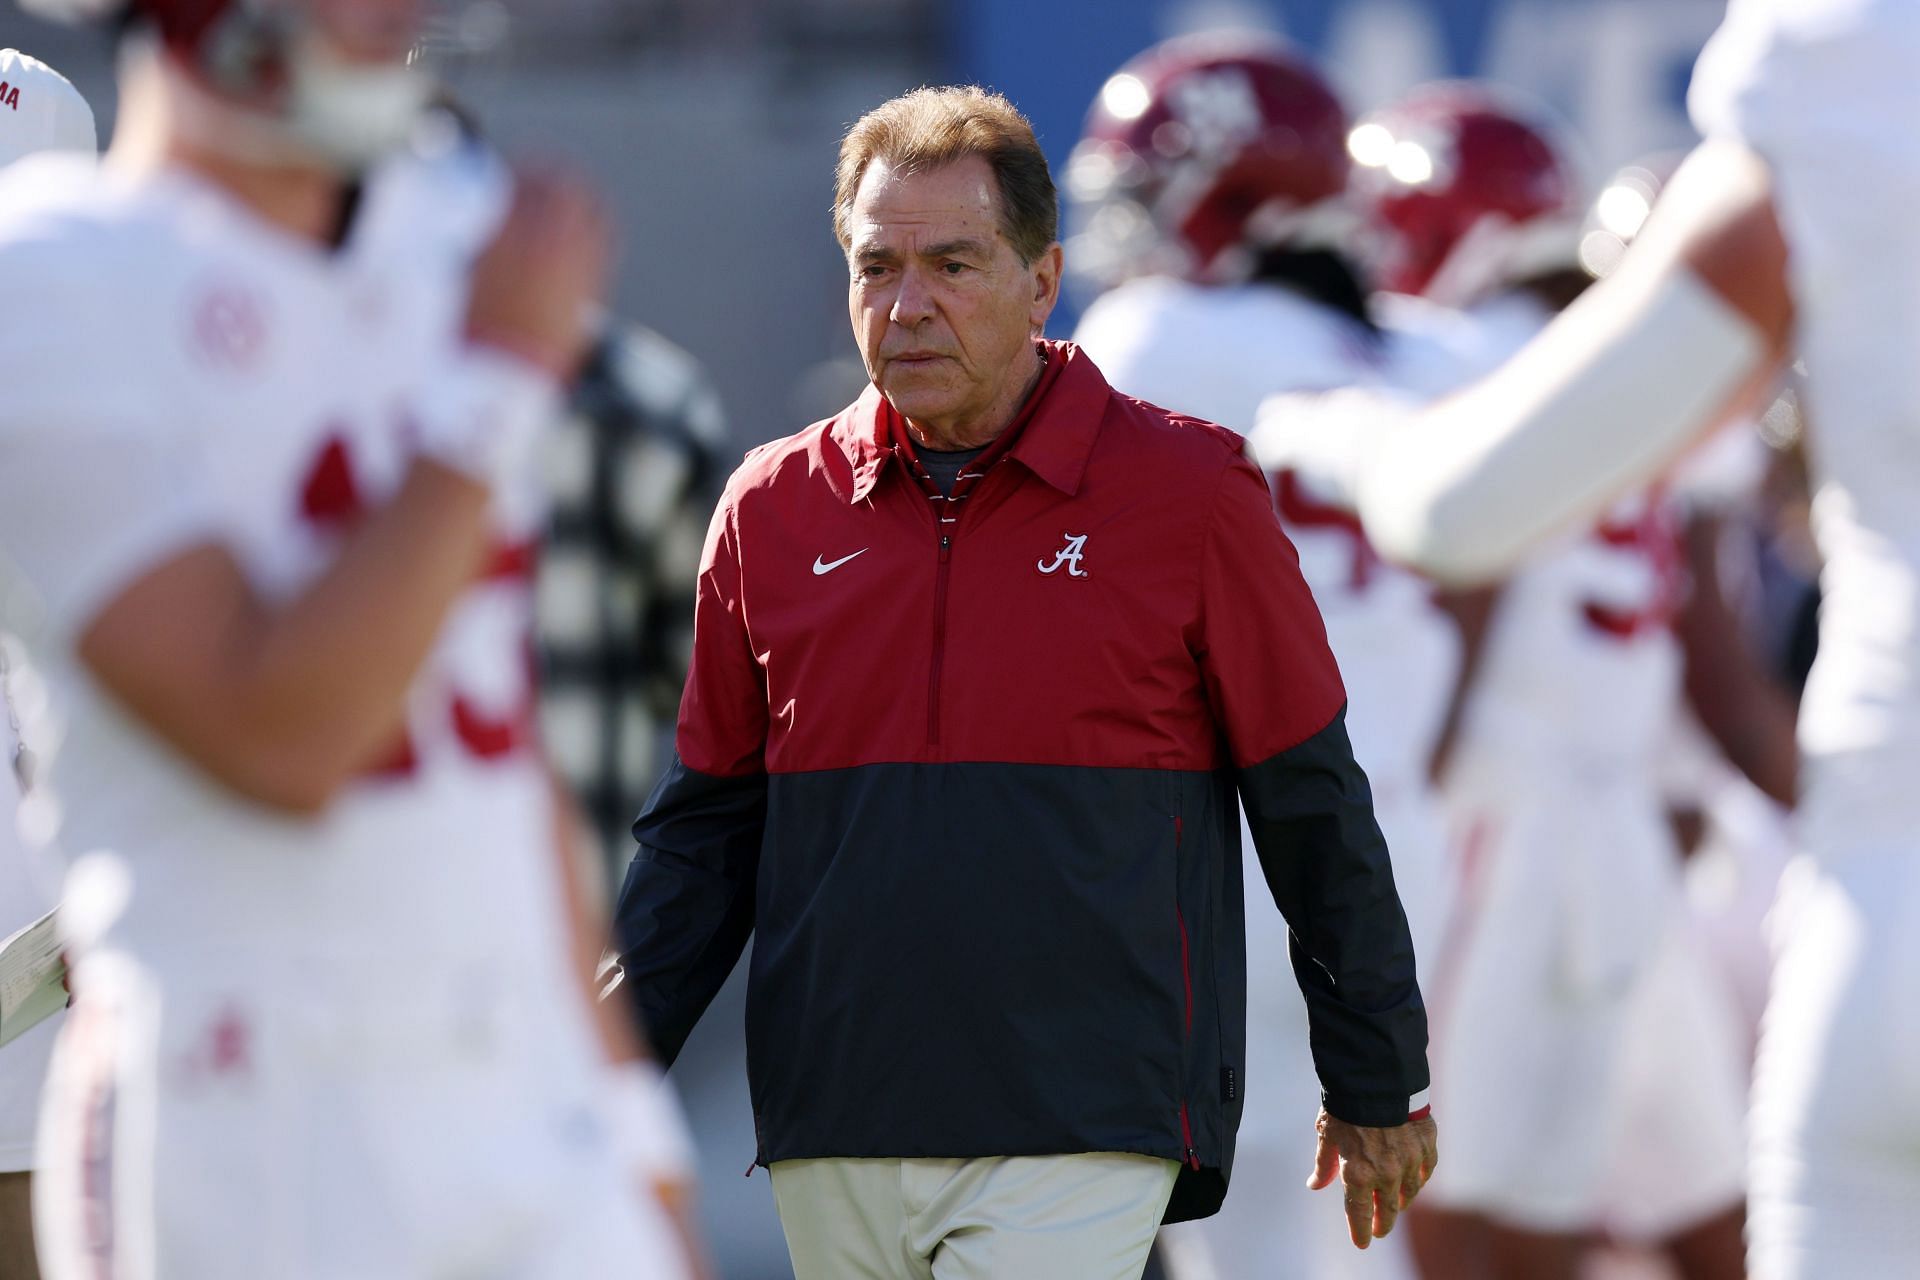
[281,14,435,169]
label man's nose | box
[889,264,936,328]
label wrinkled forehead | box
[846,155,1010,256]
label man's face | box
[301,0,423,63]
[846,155,1061,438]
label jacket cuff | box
[1323,1087,1430,1129]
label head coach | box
[611,85,1437,1280]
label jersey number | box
[299,434,537,778]
[1581,498,1682,641]
[1275,469,1381,592]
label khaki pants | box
[0,1172,37,1280]
[770,1152,1178,1280]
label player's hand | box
[604,1060,711,1277]
[1306,1106,1439,1249]
[465,167,611,379]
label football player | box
[1333,3,1917,1273]
[1068,36,1452,1280]
[0,2,700,1275]
[0,47,97,1280]
[1333,86,1748,1280]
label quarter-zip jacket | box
[614,341,1427,1223]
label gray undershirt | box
[912,441,989,498]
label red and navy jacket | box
[613,341,1427,1223]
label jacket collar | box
[831,340,1111,504]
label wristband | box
[604,1060,697,1184]
[413,345,562,490]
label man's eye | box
[860,265,891,280]
[942,261,969,275]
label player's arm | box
[1425,584,1502,787]
[80,472,486,814]
[551,781,651,1068]
[76,172,607,815]
[549,779,715,1280]
[1673,508,1799,806]
[611,486,767,1068]
[1355,140,1795,585]
[1248,385,1419,511]
[1193,454,1435,1248]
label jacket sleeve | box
[611,483,768,1066]
[1192,450,1430,1128]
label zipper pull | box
[940,535,951,559]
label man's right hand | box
[465,168,611,379]
[1306,1106,1440,1249]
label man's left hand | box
[1305,1106,1439,1249]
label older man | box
[613,85,1435,1280]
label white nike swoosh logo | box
[812,549,869,575]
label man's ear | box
[1029,242,1065,334]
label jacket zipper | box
[929,530,952,745]
[1174,814,1200,1170]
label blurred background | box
[0,1,1735,1274]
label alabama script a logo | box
[1038,533,1090,579]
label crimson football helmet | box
[1348,82,1584,307]
[20,0,433,168]
[1064,33,1355,288]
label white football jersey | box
[1414,292,1686,777]
[0,142,579,1023]
[1692,0,1920,849]
[1455,489,1685,775]
[1075,276,1461,801]
[1371,290,1499,404]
